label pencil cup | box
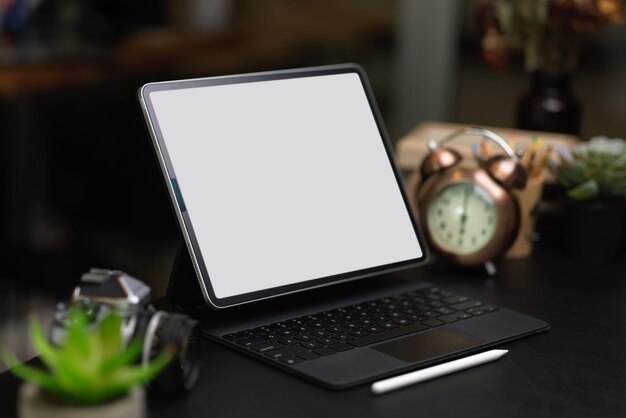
[506,173,545,258]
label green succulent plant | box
[3,308,172,405]
[550,136,626,200]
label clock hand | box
[459,186,470,241]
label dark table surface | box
[2,242,625,418]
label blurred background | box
[1,0,624,366]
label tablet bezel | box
[138,63,429,309]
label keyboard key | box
[349,322,428,347]
[279,356,303,365]
[319,337,339,346]
[252,343,284,353]
[296,351,320,361]
[336,333,354,341]
[326,326,344,334]
[224,331,250,341]
[452,300,484,311]
[278,338,299,346]
[393,318,413,326]
[467,308,485,316]
[295,334,315,342]
[366,325,385,333]
[264,345,306,359]
[247,328,268,337]
[301,341,323,350]
[292,325,310,333]
[329,343,354,352]
[268,323,286,331]
[379,322,399,330]
[313,347,337,356]
[439,314,460,323]
[423,318,445,327]
[444,295,469,305]
[348,329,370,337]
[435,307,455,315]
[235,337,266,347]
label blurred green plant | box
[2,308,172,405]
[550,136,626,200]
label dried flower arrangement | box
[477,0,625,74]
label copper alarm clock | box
[416,128,527,271]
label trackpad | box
[372,328,482,363]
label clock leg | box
[484,261,497,276]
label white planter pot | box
[18,383,145,418]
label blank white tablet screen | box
[149,73,422,299]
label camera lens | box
[137,310,200,394]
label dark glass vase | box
[517,71,582,135]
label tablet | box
[138,64,428,308]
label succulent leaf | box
[2,351,63,398]
[551,137,626,200]
[567,179,599,200]
[3,308,173,405]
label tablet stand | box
[166,242,207,311]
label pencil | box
[530,145,552,178]
[520,147,533,170]
[480,139,490,158]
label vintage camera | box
[51,268,200,394]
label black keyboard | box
[221,286,498,366]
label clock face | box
[426,182,499,255]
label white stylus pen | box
[371,349,509,395]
